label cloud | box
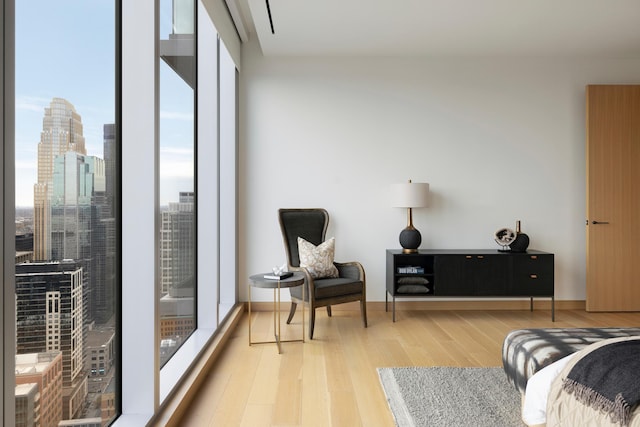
[16,96,50,113]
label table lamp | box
[391,180,430,253]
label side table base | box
[248,274,305,354]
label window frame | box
[2,0,17,424]
[120,0,159,421]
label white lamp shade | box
[391,182,430,208]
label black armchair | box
[278,208,367,339]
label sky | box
[15,0,195,207]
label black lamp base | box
[399,227,421,253]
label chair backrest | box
[278,208,329,268]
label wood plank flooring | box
[180,308,640,426]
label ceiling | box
[231,0,640,58]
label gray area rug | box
[377,367,524,427]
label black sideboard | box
[385,249,554,322]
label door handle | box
[591,220,610,225]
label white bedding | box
[521,352,576,426]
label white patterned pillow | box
[297,237,339,279]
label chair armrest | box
[289,265,311,278]
[288,266,315,300]
[334,261,365,282]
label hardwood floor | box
[179,308,640,426]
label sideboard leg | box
[392,296,396,322]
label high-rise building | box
[15,352,64,427]
[103,124,116,219]
[50,152,104,261]
[159,192,195,365]
[93,124,118,325]
[160,192,194,294]
[14,383,37,427]
[34,98,87,261]
[15,261,87,420]
[49,152,106,325]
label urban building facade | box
[14,383,37,427]
[15,352,64,427]
[159,192,195,363]
[15,261,87,420]
[160,191,195,295]
[49,151,108,325]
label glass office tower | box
[34,98,87,261]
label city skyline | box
[15,0,115,207]
[15,0,195,207]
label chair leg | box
[361,298,368,328]
[326,305,332,317]
[286,302,297,324]
[309,308,316,340]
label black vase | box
[510,220,529,253]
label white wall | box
[239,38,640,303]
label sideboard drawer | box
[510,254,554,296]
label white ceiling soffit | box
[225,0,249,42]
[245,0,640,57]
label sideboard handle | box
[530,255,538,260]
[530,274,538,279]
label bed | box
[502,327,640,394]
[502,328,640,426]
[544,336,640,426]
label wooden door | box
[586,85,640,311]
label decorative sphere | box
[510,233,530,253]
[399,228,421,251]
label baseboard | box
[245,299,585,311]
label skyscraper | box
[94,124,118,325]
[34,98,87,261]
[160,192,195,294]
[15,261,87,420]
[50,152,105,261]
[49,152,106,325]
[159,192,195,364]
[103,124,116,219]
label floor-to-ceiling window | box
[13,0,119,425]
[157,0,239,403]
[219,36,237,321]
[119,0,239,422]
[5,0,239,424]
[159,0,196,367]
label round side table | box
[248,271,305,353]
